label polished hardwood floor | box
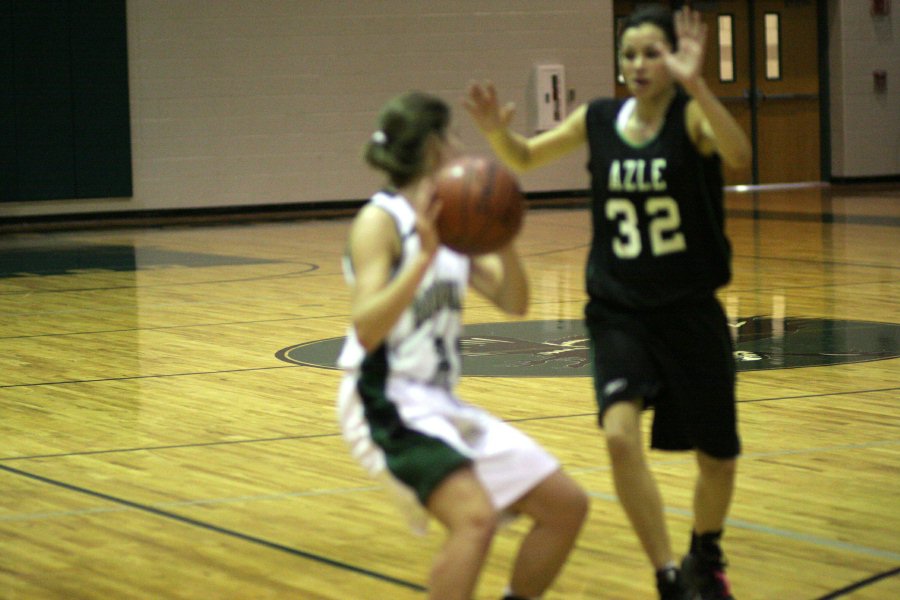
[1,183,898,599]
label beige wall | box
[2,0,612,218]
[2,0,897,219]
[829,0,900,178]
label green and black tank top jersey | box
[584,90,731,310]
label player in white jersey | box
[337,91,587,600]
[338,190,469,388]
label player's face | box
[618,24,673,98]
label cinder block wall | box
[828,0,900,178]
[3,0,613,219]
[3,0,896,220]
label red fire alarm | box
[871,0,890,16]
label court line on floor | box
[0,464,426,593]
[0,483,384,523]
[3,385,895,462]
[5,459,897,597]
[812,567,900,599]
[567,438,900,476]
[727,207,900,228]
[0,265,321,295]
[0,364,298,389]
[0,309,333,335]
[735,386,900,405]
[5,439,899,565]
[6,475,897,597]
[586,489,900,563]
[0,431,340,462]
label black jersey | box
[584,91,731,309]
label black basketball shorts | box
[585,295,741,459]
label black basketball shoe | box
[682,532,735,599]
[656,566,693,600]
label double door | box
[614,0,822,185]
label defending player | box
[465,6,751,599]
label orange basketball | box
[432,156,525,256]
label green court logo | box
[276,317,900,377]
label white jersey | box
[336,190,559,532]
[337,190,470,388]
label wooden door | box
[753,0,821,184]
[613,1,822,185]
[698,2,753,185]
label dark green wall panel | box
[71,0,132,198]
[13,1,76,200]
[0,1,14,199]
[1,0,131,202]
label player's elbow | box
[353,323,384,353]
[500,153,530,175]
[725,147,752,170]
[502,293,529,316]
[723,138,753,170]
[500,144,537,174]
[508,302,528,317]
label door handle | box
[759,92,819,101]
[715,90,759,104]
[716,91,818,103]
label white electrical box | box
[531,64,566,132]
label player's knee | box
[565,485,590,528]
[604,426,641,464]
[549,477,589,527]
[698,452,737,479]
[451,504,499,543]
[515,473,588,532]
[601,401,642,461]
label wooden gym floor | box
[1,183,898,599]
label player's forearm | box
[485,128,534,173]
[491,246,529,315]
[352,253,433,350]
[688,80,752,169]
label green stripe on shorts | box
[358,346,471,505]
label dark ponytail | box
[364,92,450,188]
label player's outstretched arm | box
[664,7,751,169]
[463,80,588,173]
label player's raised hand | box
[661,6,707,94]
[463,81,516,134]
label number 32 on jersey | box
[606,197,686,259]
[605,158,686,259]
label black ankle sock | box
[691,530,724,561]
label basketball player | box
[464,6,751,600]
[336,91,588,600]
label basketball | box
[432,156,525,256]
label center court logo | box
[275,317,900,377]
